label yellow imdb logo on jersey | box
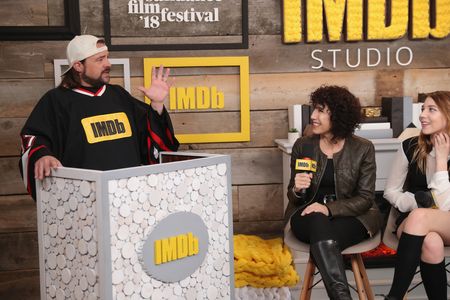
[81,112,132,144]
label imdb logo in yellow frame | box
[143,56,250,144]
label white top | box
[384,146,450,212]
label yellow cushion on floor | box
[235,267,299,288]
[234,234,299,288]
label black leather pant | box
[290,210,368,248]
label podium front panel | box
[37,177,101,300]
[36,153,234,300]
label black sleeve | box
[119,86,179,165]
[19,91,61,200]
[144,105,180,164]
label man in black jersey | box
[20,35,179,199]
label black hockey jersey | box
[20,84,179,199]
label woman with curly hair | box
[285,85,382,300]
[384,91,450,300]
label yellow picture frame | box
[143,56,250,144]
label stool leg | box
[300,256,316,300]
[350,255,366,300]
[356,254,374,300]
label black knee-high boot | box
[420,260,447,300]
[310,239,352,300]
[386,232,425,300]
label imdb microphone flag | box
[295,158,317,172]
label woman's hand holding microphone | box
[294,172,312,193]
[294,173,329,216]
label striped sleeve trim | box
[146,118,171,152]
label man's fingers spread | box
[157,65,164,78]
[163,68,170,81]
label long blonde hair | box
[413,91,450,172]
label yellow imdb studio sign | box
[144,57,250,144]
[283,0,450,43]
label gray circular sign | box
[141,212,209,282]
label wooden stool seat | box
[285,224,381,300]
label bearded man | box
[20,35,179,199]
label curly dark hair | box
[310,85,361,140]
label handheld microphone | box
[295,143,317,196]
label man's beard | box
[81,68,110,87]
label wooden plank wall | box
[0,0,449,298]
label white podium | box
[36,152,234,300]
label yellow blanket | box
[234,234,300,288]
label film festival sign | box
[127,0,220,29]
[103,0,248,50]
[282,0,450,69]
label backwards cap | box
[62,35,108,75]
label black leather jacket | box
[285,135,382,237]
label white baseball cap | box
[62,35,108,75]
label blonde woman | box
[384,91,450,300]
